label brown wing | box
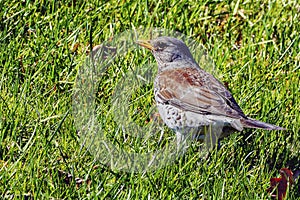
[155,67,247,119]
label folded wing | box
[156,67,247,119]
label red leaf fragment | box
[267,168,294,200]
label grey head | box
[137,36,196,69]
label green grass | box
[1,0,299,199]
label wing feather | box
[155,67,246,119]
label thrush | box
[137,36,285,149]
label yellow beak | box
[136,40,155,51]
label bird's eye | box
[156,42,168,51]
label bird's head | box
[137,36,195,66]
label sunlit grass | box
[0,0,299,199]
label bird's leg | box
[175,131,188,154]
[176,131,184,147]
[204,123,222,150]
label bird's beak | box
[136,40,155,51]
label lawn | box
[0,0,299,199]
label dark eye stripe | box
[157,42,168,49]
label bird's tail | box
[241,118,286,130]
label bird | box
[137,36,285,150]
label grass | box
[1,0,299,199]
